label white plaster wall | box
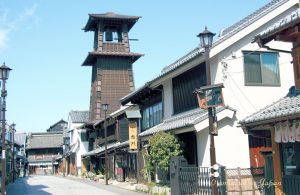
[74,128,88,175]
[76,131,88,175]
[196,128,210,167]
[214,118,250,168]
[211,22,295,120]
[67,115,89,175]
[162,79,173,119]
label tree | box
[149,132,183,171]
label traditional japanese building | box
[82,12,143,121]
[26,132,63,175]
[240,7,300,195]
[26,120,65,175]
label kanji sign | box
[129,122,138,150]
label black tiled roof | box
[254,8,300,44]
[69,111,89,123]
[83,12,141,32]
[139,106,236,137]
[239,86,300,126]
[221,0,289,37]
[82,51,143,66]
[89,12,140,20]
[27,132,63,149]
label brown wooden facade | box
[82,12,143,121]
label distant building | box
[14,132,27,176]
[63,110,89,176]
[26,132,63,175]
[46,119,67,132]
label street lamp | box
[197,27,218,195]
[10,123,16,183]
[0,62,12,195]
[102,103,109,185]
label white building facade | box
[66,110,89,175]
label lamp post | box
[10,123,16,183]
[0,62,12,195]
[197,27,218,195]
[102,103,109,185]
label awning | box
[126,110,141,119]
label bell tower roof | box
[83,12,141,32]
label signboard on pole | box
[129,122,138,150]
[195,84,224,110]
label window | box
[80,131,88,142]
[282,143,300,176]
[243,51,280,86]
[142,102,163,131]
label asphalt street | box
[7,175,145,195]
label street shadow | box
[7,176,51,195]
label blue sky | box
[1,0,269,132]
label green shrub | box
[149,132,182,171]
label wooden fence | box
[225,167,264,195]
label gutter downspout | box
[256,38,292,54]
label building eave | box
[81,51,144,66]
[83,12,141,32]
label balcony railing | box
[28,154,60,161]
[102,43,126,52]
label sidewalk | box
[7,175,145,195]
[60,175,146,193]
[61,175,170,195]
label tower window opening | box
[104,28,122,43]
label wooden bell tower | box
[82,12,143,120]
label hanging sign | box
[128,122,138,150]
[195,84,224,110]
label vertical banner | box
[275,124,281,143]
[129,122,138,150]
[281,122,289,143]
[289,122,296,143]
[295,121,300,142]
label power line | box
[227,72,257,111]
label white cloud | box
[0,29,9,51]
[18,3,38,23]
[0,3,38,52]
